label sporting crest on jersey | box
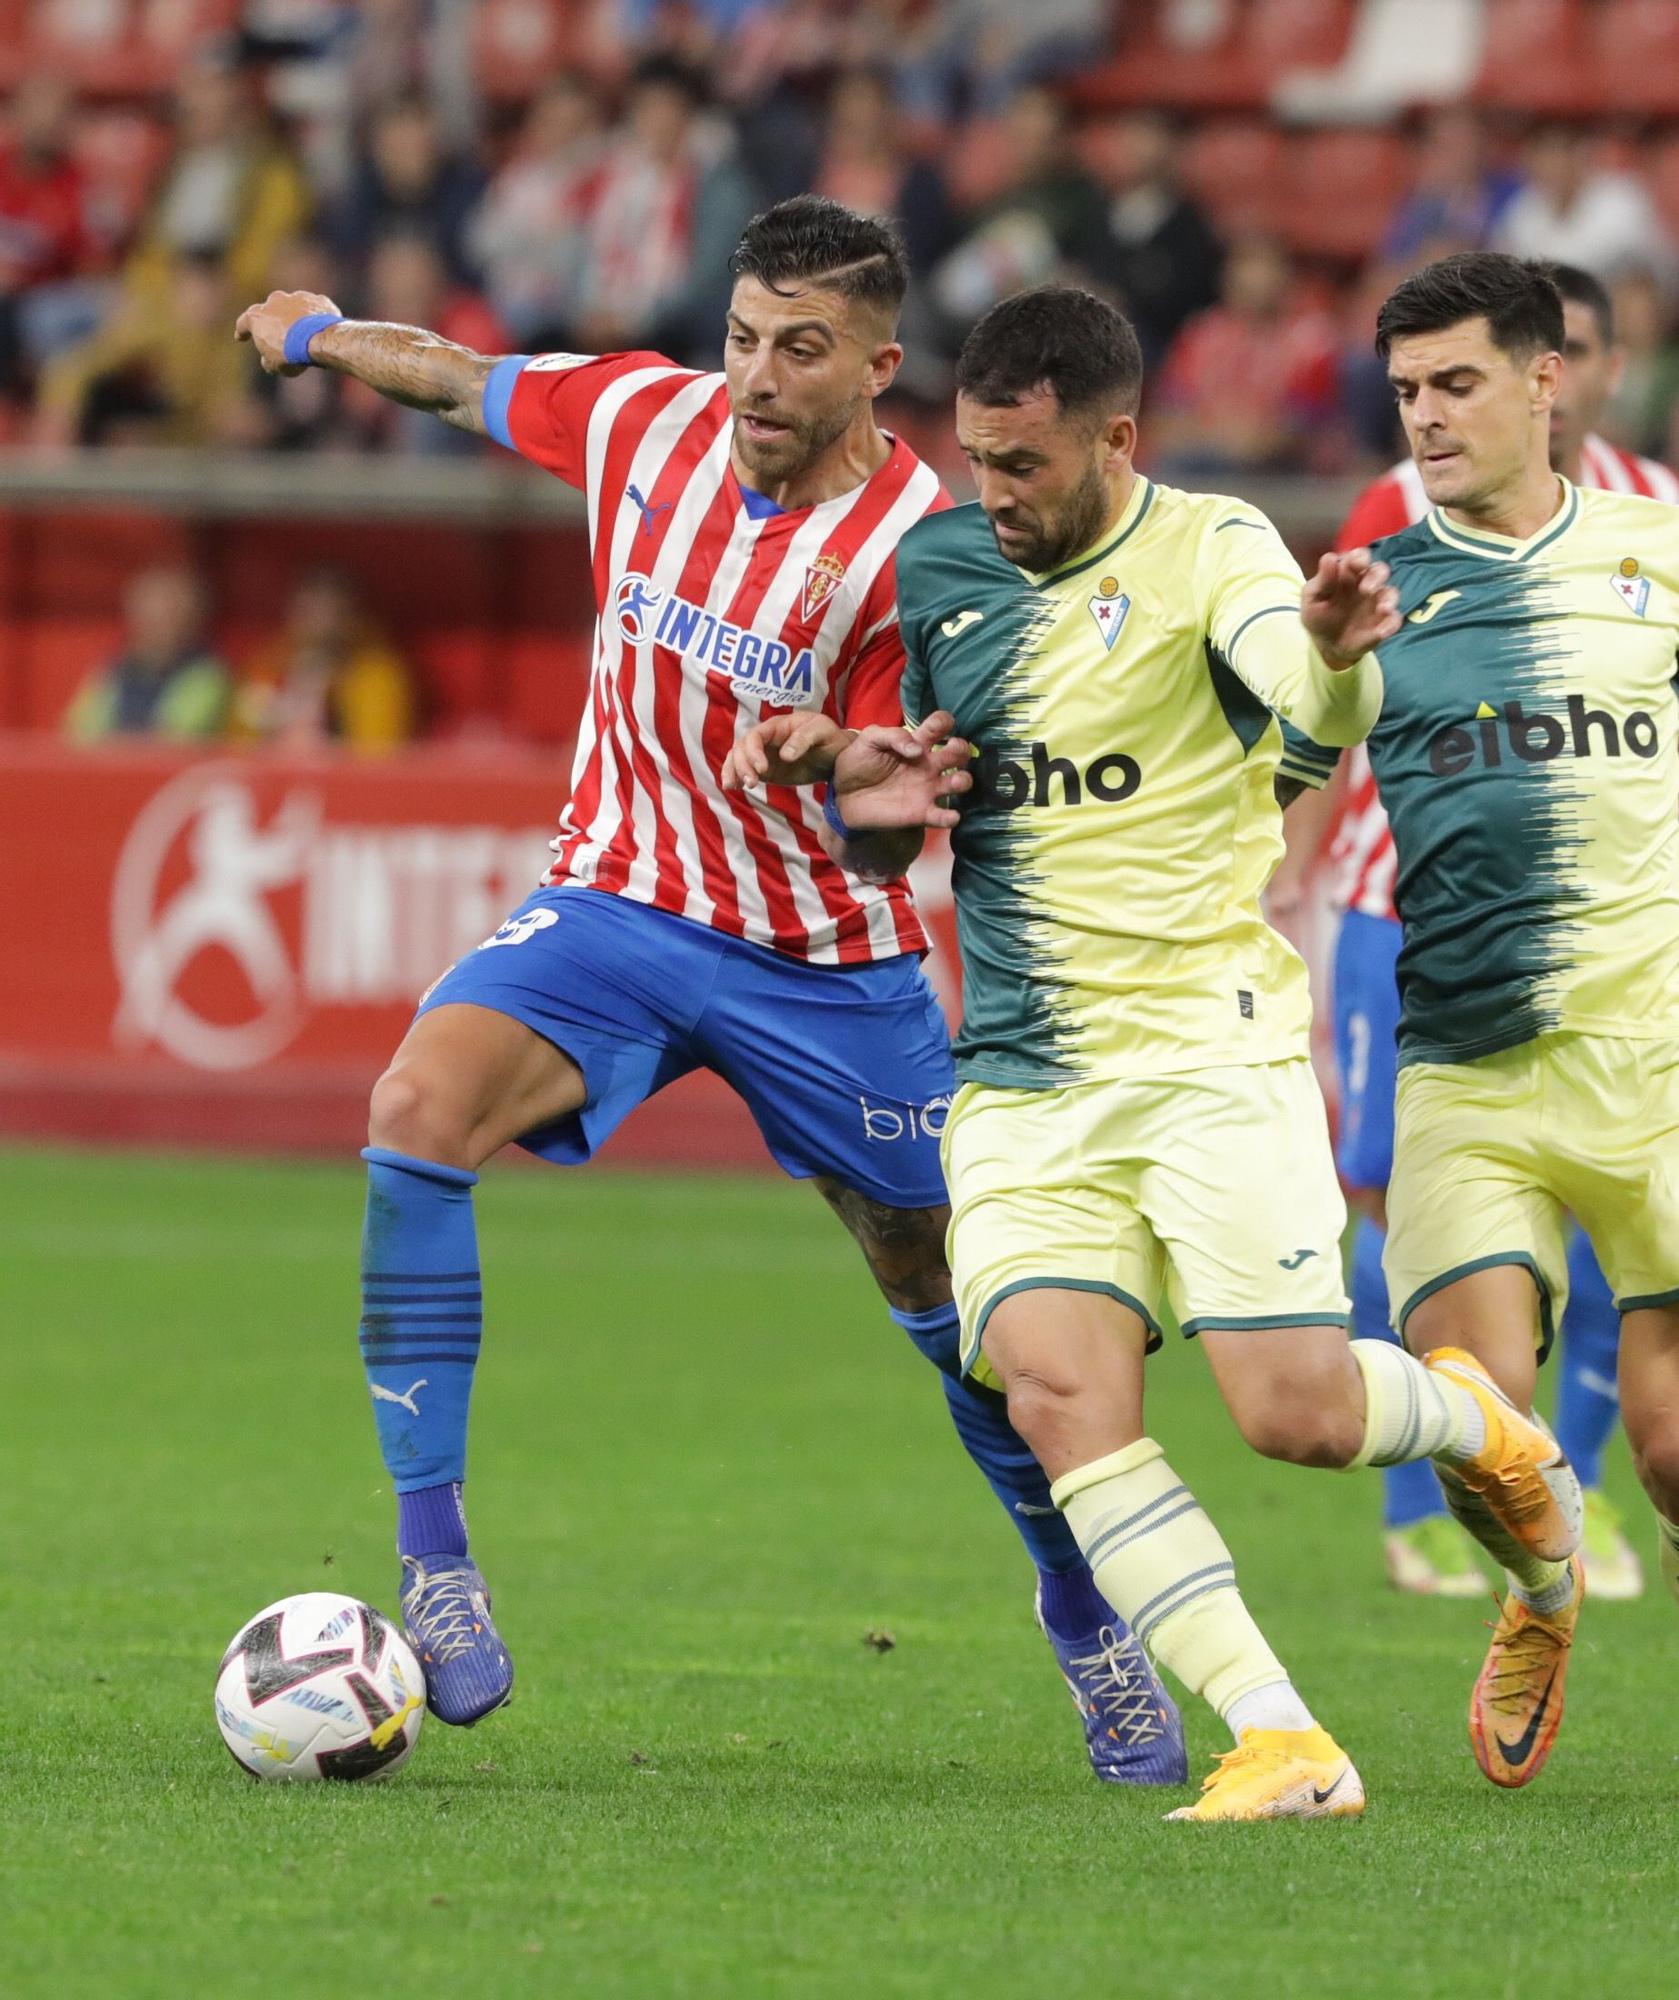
[802,551,847,622]
[1087,576,1131,652]
[1612,558,1650,617]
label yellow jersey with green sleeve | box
[1284,480,1679,1065]
[897,475,1381,1088]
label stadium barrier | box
[0,736,960,1163]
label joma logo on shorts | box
[972,742,1142,810]
[1429,697,1660,776]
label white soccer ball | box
[214,1592,425,1782]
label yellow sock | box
[1052,1438,1298,1720]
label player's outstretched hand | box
[1301,547,1401,668]
[235,290,343,376]
[722,710,854,789]
[832,710,974,832]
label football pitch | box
[7,1145,1678,1999]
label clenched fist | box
[234,290,342,376]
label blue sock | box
[890,1302,1104,1629]
[360,1146,482,1558]
[1555,1230,1621,1491]
[1350,1214,1447,1529]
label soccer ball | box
[214,1591,425,1782]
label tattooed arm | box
[234,289,496,436]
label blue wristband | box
[822,785,856,840]
[282,312,344,367]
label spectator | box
[329,92,485,290]
[249,234,349,450]
[466,73,605,349]
[126,60,312,319]
[1082,112,1223,370]
[339,232,507,454]
[0,77,102,396]
[64,567,230,743]
[572,57,755,365]
[928,84,1107,342]
[1382,108,1522,266]
[1600,266,1679,462]
[812,68,956,276]
[1150,236,1342,477]
[1494,125,1674,287]
[891,0,1109,122]
[37,250,264,446]
[234,565,415,752]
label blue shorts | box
[1332,908,1403,1192]
[416,885,954,1207]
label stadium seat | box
[1644,133,1679,240]
[1179,118,1288,235]
[19,616,124,731]
[1281,127,1412,258]
[24,0,139,97]
[472,0,572,100]
[1246,0,1355,89]
[1592,1,1679,118]
[1068,0,1260,114]
[72,109,171,243]
[1473,0,1598,116]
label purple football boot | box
[1036,1588,1189,1785]
[400,1555,513,1725]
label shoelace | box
[403,1565,486,1664]
[1486,1590,1575,1702]
[1195,1739,1292,1795]
[1065,1625,1168,1747]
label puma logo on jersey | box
[1407,589,1462,625]
[941,609,984,638]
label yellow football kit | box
[1284,480,1679,1339]
[897,475,1377,1371]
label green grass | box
[5,1145,1677,1999]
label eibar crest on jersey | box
[1613,558,1650,617]
[1088,576,1131,652]
[802,551,847,622]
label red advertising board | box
[0,740,958,1163]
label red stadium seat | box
[1246,0,1355,88]
[24,0,139,97]
[1180,118,1287,235]
[1645,133,1679,240]
[1069,0,1261,115]
[1473,0,1599,117]
[1281,128,1412,260]
[19,617,124,731]
[1591,1,1679,118]
[472,0,572,100]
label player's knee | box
[1630,1422,1679,1518]
[1229,1366,1362,1468]
[999,1364,1085,1459]
[367,1062,469,1165]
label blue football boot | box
[400,1554,514,1726]
[1036,1588,1189,1785]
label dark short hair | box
[730,195,909,324]
[626,54,706,106]
[1375,252,1564,362]
[954,285,1145,418]
[1548,261,1615,347]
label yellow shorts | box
[942,1058,1350,1385]
[1386,1033,1679,1355]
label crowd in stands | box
[7,0,1679,746]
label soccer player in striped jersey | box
[729,286,1579,1820]
[1279,252,1679,1788]
[235,198,1188,1778]
[1277,263,1662,1601]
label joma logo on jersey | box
[972,741,1142,810]
[1429,696,1661,776]
[612,573,815,697]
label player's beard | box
[732,388,863,483]
[992,461,1112,573]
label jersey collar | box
[1027,476,1155,587]
[1426,476,1579,562]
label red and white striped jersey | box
[1327,436,1679,919]
[485,349,946,963]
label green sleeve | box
[1276,719,1342,792]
